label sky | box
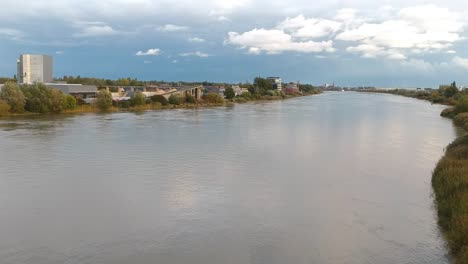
[1,0,468,87]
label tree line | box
[0,82,77,116]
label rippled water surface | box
[0,92,457,264]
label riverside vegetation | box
[360,83,468,264]
[0,78,321,116]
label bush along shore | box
[0,81,321,117]
[360,83,468,264]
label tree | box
[168,94,181,105]
[95,90,113,111]
[0,82,25,113]
[185,94,196,104]
[131,91,146,106]
[48,88,66,113]
[253,77,273,95]
[455,95,468,114]
[150,95,169,105]
[19,84,67,113]
[63,95,77,110]
[447,81,459,97]
[224,87,235,99]
[0,99,10,116]
[204,93,224,104]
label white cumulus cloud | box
[278,15,342,38]
[136,48,161,56]
[226,28,335,54]
[336,5,465,58]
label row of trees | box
[0,82,77,115]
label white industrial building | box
[17,54,53,84]
[267,77,282,91]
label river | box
[0,92,457,264]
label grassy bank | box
[0,88,321,118]
[433,132,468,264]
[360,87,468,263]
[432,110,468,264]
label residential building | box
[267,77,282,91]
[17,54,53,84]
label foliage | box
[20,83,65,113]
[185,94,196,104]
[224,87,235,99]
[76,97,86,106]
[440,82,459,98]
[240,91,252,99]
[0,99,10,116]
[204,93,224,104]
[57,75,143,86]
[0,77,16,84]
[168,94,182,105]
[64,95,77,110]
[454,113,468,130]
[455,95,468,114]
[432,134,468,264]
[131,91,146,106]
[253,77,273,95]
[0,82,25,113]
[150,95,169,105]
[95,90,113,111]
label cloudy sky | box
[1,0,468,87]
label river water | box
[0,92,457,264]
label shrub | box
[0,82,25,113]
[0,99,10,116]
[185,94,196,104]
[240,91,252,99]
[455,95,468,114]
[64,95,77,110]
[432,134,468,262]
[151,102,162,109]
[116,100,130,108]
[454,113,468,129]
[150,95,169,105]
[76,97,86,105]
[224,87,235,99]
[168,94,181,105]
[20,83,65,113]
[204,93,224,104]
[441,107,456,118]
[95,90,113,111]
[48,88,65,113]
[131,91,146,106]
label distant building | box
[285,82,300,94]
[204,85,225,97]
[267,77,282,91]
[46,83,97,99]
[232,85,249,96]
[17,54,53,84]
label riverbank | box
[359,89,468,264]
[0,90,321,118]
